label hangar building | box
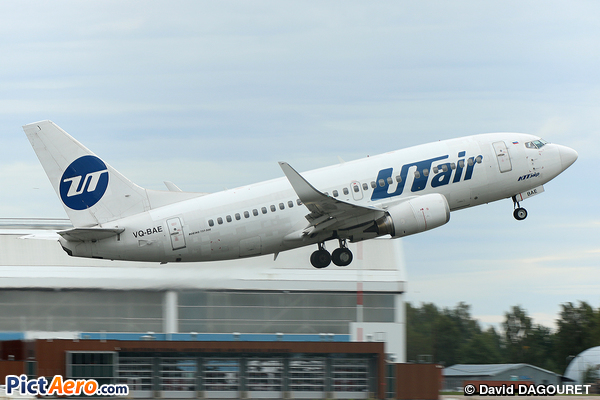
[0,218,407,399]
[564,346,600,384]
[443,364,562,390]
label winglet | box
[278,162,327,205]
[164,181,183,192]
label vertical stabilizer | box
[23,121,150,227]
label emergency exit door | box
[166,218,186,250]
[492,141,512,173]
[351,181,363,201]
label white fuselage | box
[60,133,570,263]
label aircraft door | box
[492,141,512,173]
[166,217,186,250]
[351,181,363,201]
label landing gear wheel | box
[332,248,353,267]
[310,250,331,268]
[512,195,528,221]
[513,207,528,221]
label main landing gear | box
[310,239,353,268]
[512,195,528,221]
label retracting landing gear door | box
[492,141,513,172]
[166,217,186,250]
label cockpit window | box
[525,139,549,149]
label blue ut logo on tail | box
[59,155,109,210]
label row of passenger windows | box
[208,157,483,227]
[208,199,303,226]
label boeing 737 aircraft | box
[23,121,577,268]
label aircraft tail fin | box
[23,121,151,227]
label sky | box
[0,1,599,329]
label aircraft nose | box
[557,145,578,170]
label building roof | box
[444,364,560,378]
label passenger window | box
[378,179,385,187]
[270,205,276,212]
[458,160,465,168]
[467,158,474,166]
[253,209,259,216]
[235,213,241,220]
[371,181,376,188]
[451,163,456,170]
[414,171,421,179]
[279,203,285,210]
[297,199,302,206]
[343,187,349,195]
[395,175,402,183]
[261,207,267,214]
[476,156,483,164]
[423,168,429,176]
[208,219,214,227]
[333,190,339,197]
[433,167,439,174]
[353,185,360,192]
[217,217,223,225]
[442,164,448,172]
[244,211,250,218]
[362,183,368,190]
[288,201,294,208]
[226,215,232,223]
[386,177,393,184]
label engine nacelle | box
[373,193,450,238]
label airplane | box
[23,121,577,268]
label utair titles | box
[371,151,483,200]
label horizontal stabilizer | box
[19,232,61,241]
[58,227,125,242]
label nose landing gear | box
[512,195,528,221]
[310,239,354,268]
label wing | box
[279,162,386,239]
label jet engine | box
[372,193,450,238]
